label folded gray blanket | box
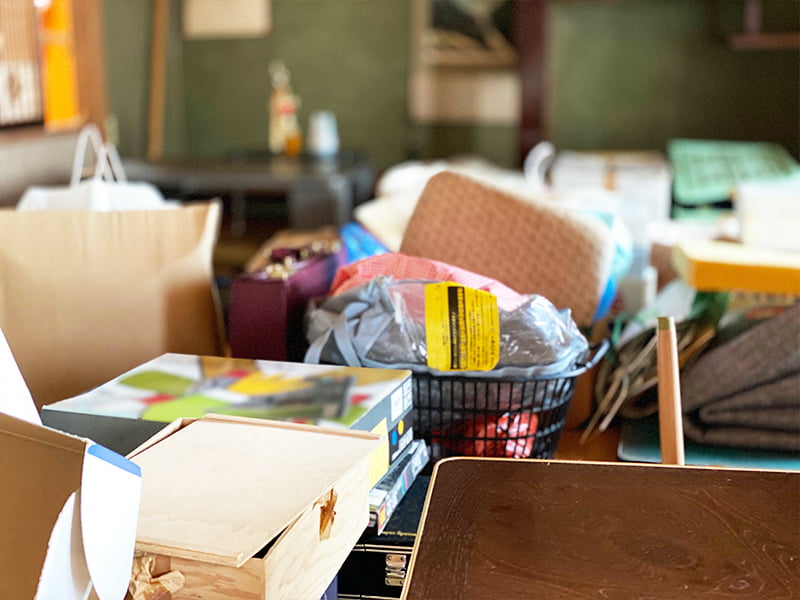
[680,302,800,452]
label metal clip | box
[385,553,407,586]
[386,554,407,569]
[385,575,406,587]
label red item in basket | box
[432,412,539,458]
[328,252,525,310]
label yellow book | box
[672,240,800,295]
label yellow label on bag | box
[425,282,500,371]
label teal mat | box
[618,414,800,471]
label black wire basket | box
[411,339,609,461]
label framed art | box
[409,0,520,125]
[0,0,43,128]
[182,0,271,39]
[416,0,517,67]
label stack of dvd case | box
[339,475,431,599]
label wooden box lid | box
[129,414,380,567]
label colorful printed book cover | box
[49,353,412,428]
[44,353,414,485]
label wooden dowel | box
[657,316,685,466]
[147,0,169,162]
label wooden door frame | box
[72,0,108,137]
[514,0,548,166]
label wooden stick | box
[147,0,169,161]
[657,316,685,465]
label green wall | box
[547,0,800,159]
[181,0,413,169]
[103,0,152,158]
[104,0,514,171]
[103,0,799,174]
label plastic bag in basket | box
[306,276,589,379]
[431,411,538,458]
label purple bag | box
[228,243,345,362]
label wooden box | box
[127,414,380,600]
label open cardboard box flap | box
[0,329,142,600]
[128,413,382,567]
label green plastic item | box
[668,139,799,206]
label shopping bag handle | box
[304,298,372,367]
[70,124,128,186]
[94,143,128,183]
[70,124,104,186]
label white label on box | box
[392,429,414,463]
[402,380,413,413]
[390,388,404,423]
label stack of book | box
[367,438,429,535]
[339,475,432,599]
[40,351,433,599]
[42,353,416,487]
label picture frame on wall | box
[417,0,517,67]
[409,0,520,125]
[0,0,44,128]
[182,0,271,39]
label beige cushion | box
[400,171,616,327]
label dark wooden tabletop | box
[402,458,800,599]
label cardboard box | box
[43,353,414,486]
[549,150,672,235]
[127,414,380,600]
[0,328,142,600]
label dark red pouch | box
[228,244,345,362]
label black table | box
[123,150,375,235]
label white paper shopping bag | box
[0,201,226,409]
[17,123,170,212]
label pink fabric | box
[329,252,525,309]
